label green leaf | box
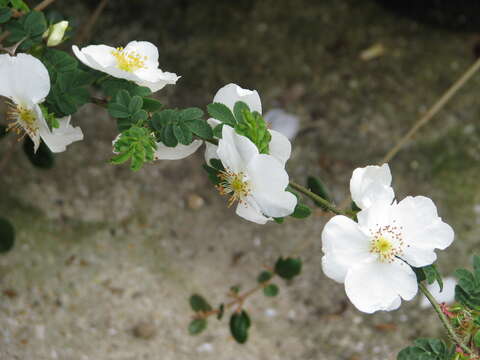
[23,138,54,169]
[229,311,251,344]
[6,11,47,51]
[207,103,236,126]
[189,294,213,312]
[0,217,15,253]
[188,318,207,335]
[185,119,213,140]
[110,151,131,165]
[162,123,178,147]
[128,96,143,114]
[116,90,131,107]
[202,164,221,185]
[257,271,273,283]
[273,217,284,224]
[0,7,12,24]
[173,123,193,145]
[213,123,223,138]
[131,110,148,124]
[454,256,480,310]
[291,203,311,219]
[209,158,224,171]
[111,126,157,171]
[414,264,443,291]
[234,105,271,154]
[100,78,151,99]
[142,97,163,112]
[307,176,331,210]
[274,257,302,280]
[10,0,29,11]
[45,69,93,117]
[233,101,250,124]
[351,201,361,212]
[41,49,78,83]
[263,284,279,297]
[180,107,204,121]
[108,103,130,119]
[397,338,453,360]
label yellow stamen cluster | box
[369,222,404,263]
[216,169,251,207]
[111,47,147,72]
[6,102,38,140]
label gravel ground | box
[1,1,480,359]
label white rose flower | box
[322,167,454,313]
[350,164,394,210]
[205,83,291,167]
[215,125,297,224]
[72,41,179,93]
[0,53,83,153]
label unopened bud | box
[43,20,69,47]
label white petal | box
[133,69,180,92]
[356,200,395,231]
[264,108,300,140]
[247,154,297,217]
[350,164,394,210]
[321,215,373,282]
[235,198,271,224]
[40,116,84,153]
[72,44,116,71]
[217,125,258,173]
[268,129,291,166]
[124,41,159,64]
[0,53,50,104]
[345,260,418,313]
[393,196,454,267]
[154,140,202,160]
[213,83,262,113]
[420,277,457,308]
[204,142,218,166]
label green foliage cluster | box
[397,338,454,360]
[207,101,270,153]
[187,257,302,343]
[455,255,480,310]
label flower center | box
[111,47,147,72]
[6,102,38,139]
[369,222,404,263]
[216,168,251,207]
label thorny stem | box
[195,276,275,319]
[419,282,473,355]
[288,181,345,215]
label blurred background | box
[1,0,480,359]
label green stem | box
[288,181,344,215]
[418,282,472,354]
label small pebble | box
[132,321,156,340]
[196,343,214,353]
[187,194,205,210]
